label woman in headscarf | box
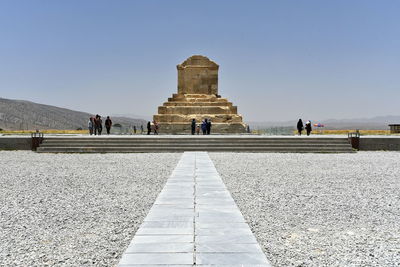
[297,119,304,136]
[305,120,312,136]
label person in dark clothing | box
[147,121,151,135]
[305,120,312,136]
[95,115,103,135]
[133,125,137,134]
[105,116,112,135]
[191,119,196,135]
[93,115,98,135]
[297,119,304,136]
[206,119,212,135]
[201,119,207,135]
[98,116,103,135]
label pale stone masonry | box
[154,55,246,134]
[118,152,271,266]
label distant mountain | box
[111,113,151,121]
[0,97,146,130]
[248,115,400,130]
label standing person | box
[297,119,304,136]
[105,116,112,135]
[305,120,312,136]
[97,115,103,135]
[141,125,144,134]
[196,124,200,135]
[153,120,159,135]
[191,119,196,135]
[206,119,212,135]
[147,121,151,135]
[201,119,207,135]
[88,117,94,135]
[93,115,99,135]
[133,125,137,134]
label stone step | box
[41,143,350,148]
[167,97,230,103]
[153,114,244,123]
[164,102,233,107]
[40,139,350,144]
[42,138,350,143]
[172,93,223,99]
[37,137,354,153]
[40,143,351,148]
[37,146,353,153]
[41,142,350,146]
[158,106,238,115]
[168,94,228,102]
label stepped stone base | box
[154,93,247,134]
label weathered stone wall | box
[177,56,218,95]
[359,137,400,151]
[0,137,31,150]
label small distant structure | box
[313,123,325,128]
[314,123,325,134]
[389,124,400,134]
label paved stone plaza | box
[0,151,399,266]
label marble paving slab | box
[118,152,271,266]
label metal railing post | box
[347,130,360,150]
[31,131,44,151]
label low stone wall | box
[0,137,31,150]
[359,137,400,151]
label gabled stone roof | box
[177,55,219,69]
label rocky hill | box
[0,98,146,130]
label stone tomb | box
[154,55,246,134]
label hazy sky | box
[0,0,399,122]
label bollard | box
[348,130,360,150]
[31,131,44,151]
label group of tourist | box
[191,118,212,135]
[141,119,214,135]
[88,115,112,135]
[88,117,312,136]
[297,119,312,136]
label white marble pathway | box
[118,152,271,266]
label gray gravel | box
[210,152,400,267]
[0,151,181,267]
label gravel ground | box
[210,152,400,267]
[0,151,181,267]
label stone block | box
[153,55,246,134]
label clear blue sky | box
[0,0,399,122]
